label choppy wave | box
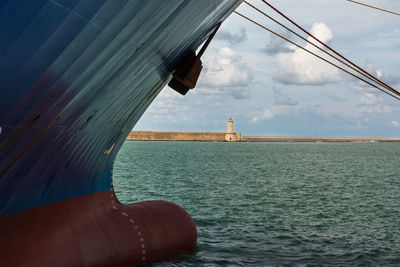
[114,142,400,266]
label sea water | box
[113,141,400,266]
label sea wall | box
[241,136,400,142]
[126,131,227,141]
[126,132,400,142]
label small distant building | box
[225,118,241,142]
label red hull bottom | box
[0,191,197,266]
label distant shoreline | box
[240,136,400,143]
[126,131,400,142]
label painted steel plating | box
[0,0,242,265]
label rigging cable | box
[260,0,400,98]
[233,10,400,101]
[243,0,396,97]
[345,0,400,17]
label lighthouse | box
[227,118,234,133]
[225,118,240,141]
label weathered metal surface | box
[0,0,240,216]
[0,0,241,265]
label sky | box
[135,0,400,138]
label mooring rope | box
[234,10,400,101]
[345,0,400,17]
[243,0,395,96]
[259,0,400,98]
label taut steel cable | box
[345,0,400,16]
[234,10,400,101]
[260,0,400,98]
[243,0,394,96]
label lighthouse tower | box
[227,118,234,133]
[225,118,240,141]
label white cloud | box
[215,28,247,45]
[349,64,397,115]
[250,117,258,123]
[260,109,274,120]
[263,32,294,55]
[196,47,252,99]
[250,109,274,123]
[356,92,392,114]
[391,121,400,127]
[357,104,391,114]
[273,87,298,106]
[249,101,303,124]
[271,22,343,85]
[359,92,380,106]
[363,62,400,87]
[200,47,250,87]
[144,89,189,123]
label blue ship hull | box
[0,0,241,265]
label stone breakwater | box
[126,131,400,142]
[126,131,241,142]
[241,136,400,142]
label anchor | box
[169,22,221,95]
